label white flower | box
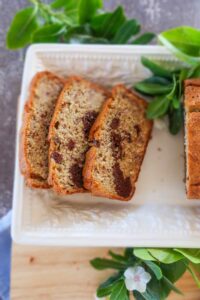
[124,266,151,293]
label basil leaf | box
[51,0,69,9]
[162,276,183,295]
[174,249,200,264]
[168,105,183,135]
[64,0,81,24]
[187,63,200,78]
[97,272,122,297]
[172,97,180,109]
[110,280,129,300]
[147,249,183,264]
[144,76,171,85]
[124,248,134,259]
[141,57,172,79]
[140,289,160,300]
[158,26,200,65]
[133,291,146,300]
[134,81,172,95]
[91,6,126,39]
[132,33,155,45]
[112,19,140,44]
[90,258,126,270]
[191,263,200,274]
[134,277,166,300]
[69,34,109,44]
[147,97,170,119]
[79,0,103,24]
[6,6,38,49]
[161,260,187,283]
[32,24,65,43]
[109,251,127,263]
[133,249,156,261]
[187,264,200,288]
[167,74,177,100]
[144,261,163,280]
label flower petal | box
[124,267,135,279]
[125,278,137,291]
[142,271,152,283]
[135,266,146,276]
[136,281,147,293]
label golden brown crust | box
[83,84,153,201]
[20,71,65,189]
[184,79,200,112]
[48,76,109,195]
[185,79,200,88]
[184,79,200,199]
[26,177,50,189]
[186,112,200,199]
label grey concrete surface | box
[0,0,199,217]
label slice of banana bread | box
[184,79,200,199]
[20,71,65,188]
[48,76,109,195]
[83,85,153,201]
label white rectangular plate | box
[12,44,200,247]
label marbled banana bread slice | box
[20,71,65,188]
[184,79,200,199]
[83,84,153,201]
[48,76,108,195]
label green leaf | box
[172,97,180,109]
[175,249,200,264]
[141,57,173,79]
[134,277,166,300]
[132,33,155,45]
[147,96,170,119]
[69,34,109,44]
[51,0,81,24]
[187,264,200,288]
[161,260,187,283]
[193,263,200,272]
[143,76,171,85]
[167,74,177,100]
[187,63,200,78]
[51,0,69,9]
[79,0,103,24]
[168,105,183,135]
[124,248,134,259]
[32,23,65,43]
[162,276,183,295]
[144,261,163,280]
[134,81,172,95]
[6,6,38,49]
[133,249,156,261]
[110,280,129,300]
[91,6,126,39]
[90,258,126,270]
[133,291,146,300]
[147,249,183,264]
[112,19,140,44]
[109,250,127,263]
[97,272,123,297]
[158,26,200,65]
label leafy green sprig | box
[6,0,155,50]
[91,248,200,299]
[134,57,200,134]
[158,26,200,66]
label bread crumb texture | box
[22,72,64,188]
[48,77,108,194]
[84,85,153,201]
